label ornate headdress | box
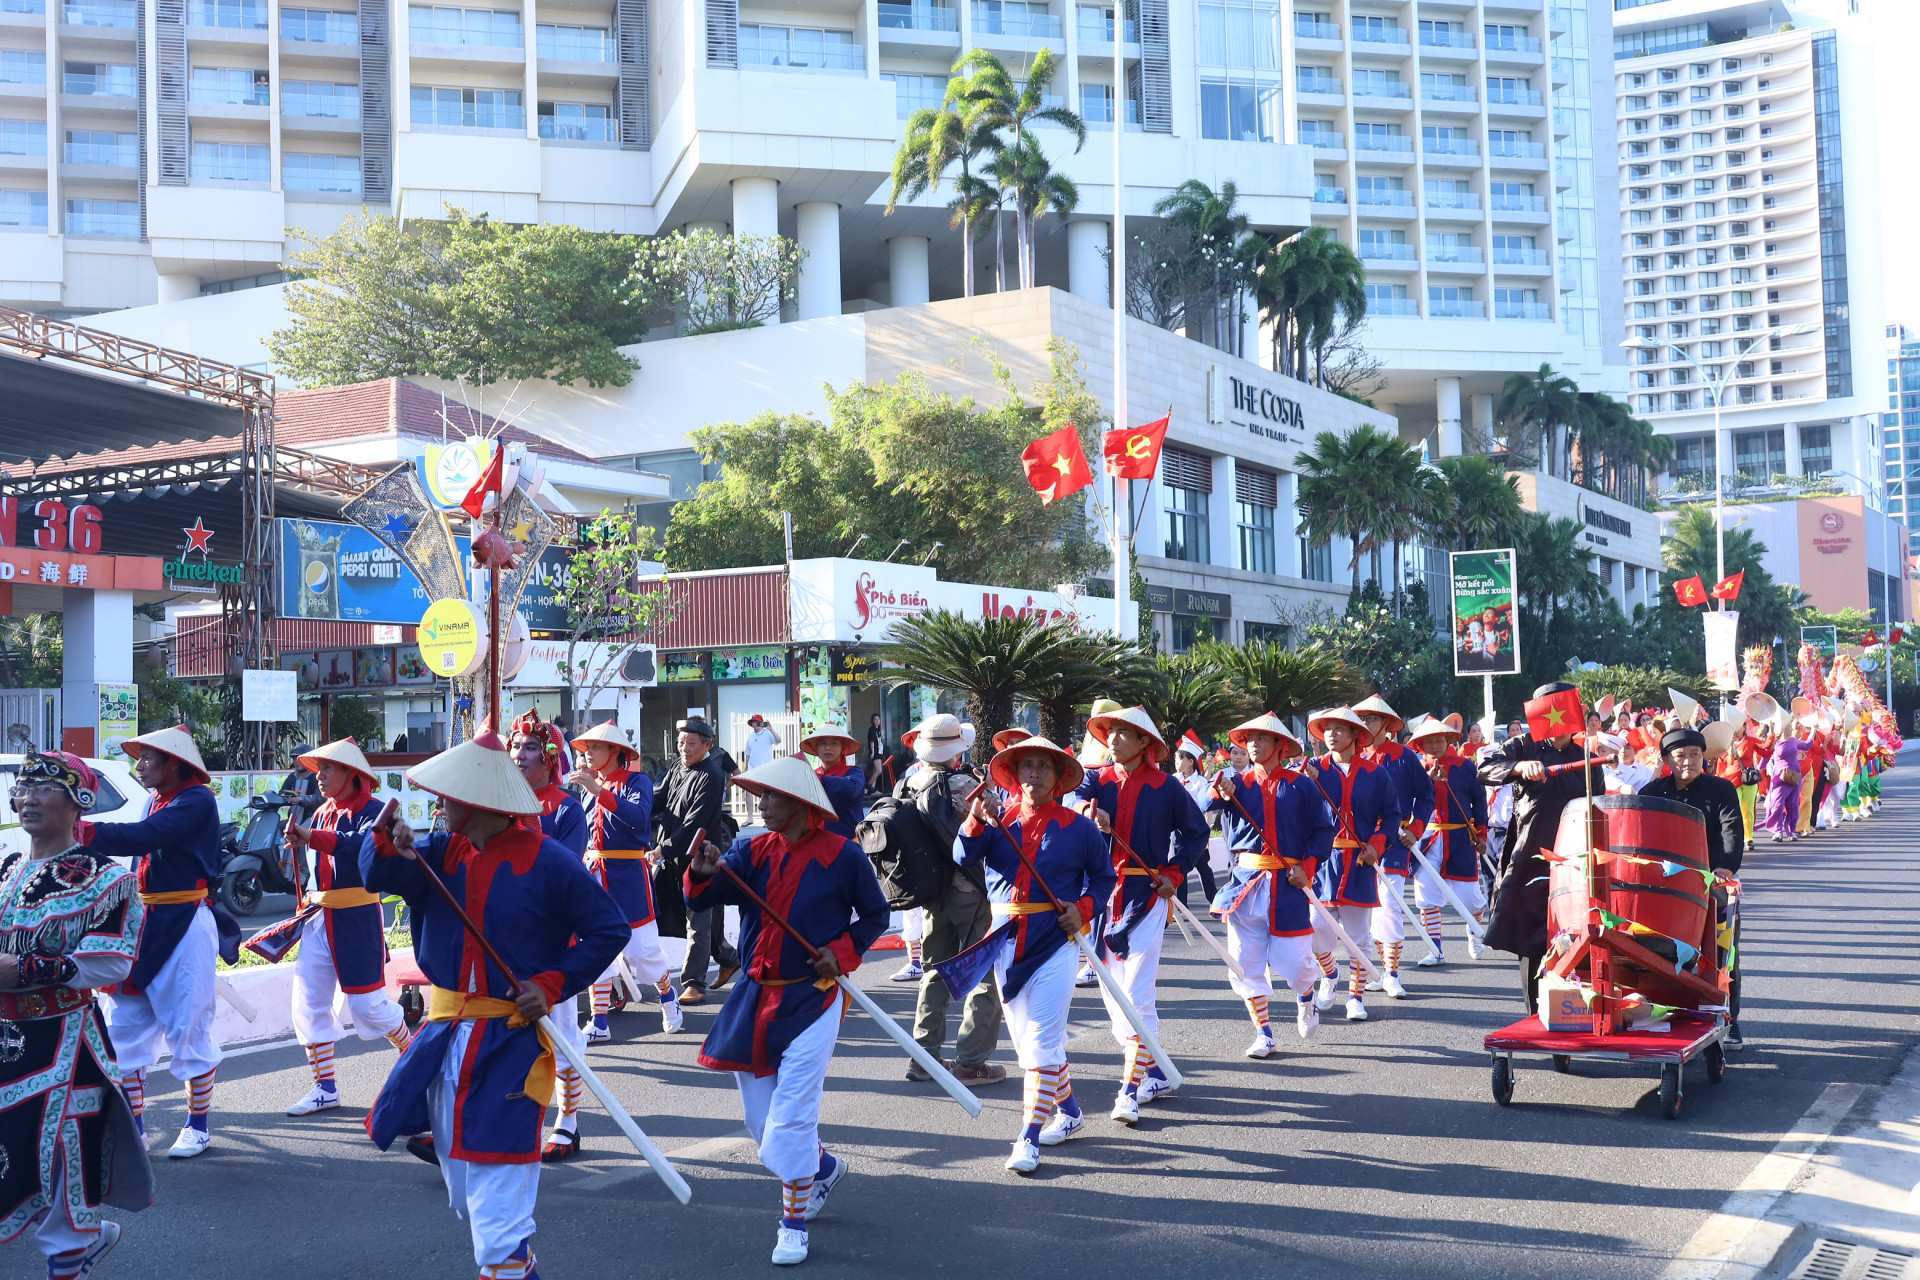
[510,707,571,777]
[19,751,98,812]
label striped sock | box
[1021,1068,1054,1142]
[386,1024,413,1053]
[1056,1062,1081,1118]
[1387,942,1403,975]
[780,1178,814,1230]
[591,983,612,1016]
[1122,1038,1147,1096]
[561,1066,582,1121]
[306,1042,337,1090]
[478,1240,536,1280]
[124,1067,145,1132]
[1349,964,1365,1001]
[1246,994,1271,1032]
[907,937,923,966]
[1422,906,1445,948]
[656,978,677,1003]
[188,1069,215,1132]
[48,1246,90,1280]
[1315,951,1337,978]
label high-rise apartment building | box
[0,0,1318,314]
[1888,322,1920,520]
[1611,0,1884,503]
[1295,0,1623,453]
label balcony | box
[1302,131,1343,150]
[1420,30,1473,49]
[1428,244,1483,263]
[1371,297,1419,316]
[1422,83,1478,104]
[740,37,864,72]
[1424,136,1479,157]
[1074,11,1131,40]
[1489,87,1544,107]
[1485,33,1541,54]
[63,70,136,96]
[411,92,524,129]
[2,0,45,13]
[64,199,135,235]
[62,0,135,27]
[1490,139,1546,160]
[283,9,357,42]
[1297,75,1341,96]
[284,160,361,193]
[1431,298,1485,318]
[1294,18,1338,40]
[0,192,47,227]
[0,122,44,155]
[64,135,135,165]
[971,5,1061,37]
[1354,80,1411,100]
[1426,191,1481,210]
[1493,247,1549,265]
[1351,25,1406,46]
[1080,95,1137,126]
[1357,189,1413,208]
[188,0,266,28]
[1492,193,1546,212]
[282,87,359,117]
[1312,186,1346,204]
[411,14,523,47]
[1496,301,1551,319]
[889,2,960,32]
[1361,243,1415,261]
[537,28,615,59]
[539,113,616,141]
[1355,134,1412,155]
[191,79,270,105]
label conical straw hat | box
[121,724,209,782]
[298,738,377,785]
[731,754,838,823]
[990,736,1086,798]
[1228,713,1302,756]
[570,721,638,759]
[1086,704,1168,762]
[798,723,861,756]
[408,732,541,816]
[1351,694,1404,731]
[1307,705,1373,746]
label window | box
[538,101,614,141]
[1169,615,1216,653]
[1487,75,1534,105]
[1300,537,1333,582]
[189,0,264,26]
[0,121,46,156]
[1429,284,1478,317]
[884,72,949,118]
[282,80,359,117]
[1197,0,1278,68]
[1351,13,1399,42]
[192,140,269,180]
[972,0,1057,36]
[1490,180,1538,211]
[1235,466,1277,574]
[1199,77,1279,140]
[1161,447,1211,563]
[1484,22,1526,50]
[537,22,613,59]
[1359,227,1410,259]
[1365,282,1412,314]
[1243,621,1288,645]
[191,66,270,104]
[1297,64,1338,93]
[64,197,136,235]
[410,85,524,128]
[1800,424,1832,474]
[63,128,135,165]
[1353,68,1405,97]
[409,5,522,45]
[282,7,358,42]
[0,189,48,228]
[1494,287,1541,319]
[62,60,134,95]
[283,152,361,191]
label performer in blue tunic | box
[275,738,412,1118]
[686,756,889,1266]
[952,737,1115,1176]
[87,725,236,1161]
[1404,715,1490,967]
[362,733,626,1280]
[1352,695,1432,998]
[799,724,866,840]
[1208,714,1336,1058]
[1068,705,1208,1124]
[1299,707,1403,1024]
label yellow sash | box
[139,888,207,906]
[992,901,1056,915]
[1238,853,1286,871]
[1431,823,1469,832]
[308,888,380,910]
[1332,838,1366,849]
[427,987,556,1108]
[589,848,650,860]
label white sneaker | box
[805,1153,849,1220]
[1416,950,1446,968]
[167,1125,212,1159]
[661,999,685,1034]
[1005,1139,1041,1174]
[1137,1075,1177,1104]
[285,1085,340,1116]
[1296,998,1320,1039]
[1315,977,1338,1009]
[1382,974,1408,999]
[1467,933,1488,960]
[1245,1030,1276,1058]
[1110,1092,1140,1126]
[889,961,923,983]
[1365,972,1385,991]
[57,1219,119,1276]
[586,1023,612,1044]
[1037,1110,1085,1146]
[771,1226,810,1265]
[1345,997,1368,1023]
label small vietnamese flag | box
[1892,628,1906,646]
[1710,570,1745,602]
[1862,629,1881,648]
[1672,575,1709,607]
[1525,687,1585,742]
[459,446,505,519]
[1020,426,1094,505]
[1102,412,1171,480]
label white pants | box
[1097,897,1165,1047]
[1412,858,1487,914]
[1370,875,1409,945]
[431,1021,540,1269]
[553,993,586,1057]
[898,908,925,944]
[733,989,844,1183]
[29,1167,94,1259]
[997,941,1075,1070]
[598,921,670,987]
[1310,903,1374,963]
[1221,880,1319,999]
[292,914,405,1046]
[101,906,222,1081]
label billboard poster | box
[281,518,573,630]
[96,684,137,758]
[1449,549,1520,676]
[1800,625,1838,664]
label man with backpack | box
[859,713,1006,1086]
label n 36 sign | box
[0,498,105,555]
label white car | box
[0,754,151,857]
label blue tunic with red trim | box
[1305,756,1402,909]
[361,824,626,1163]
[1365,741,1434,874]
[533,785,588,857]
[815,763,867,841]
[685,827,889,1078]
[584,769,654,927]
[1417,751,1488,881]
[302,788,389,994]
[1070,761,1209,956]
[84,782,233,993]
[1209,764,1335,936]
[953,804,1115,999]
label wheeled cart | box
[1484,1009,1730,1120]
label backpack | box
[857,769,979,910]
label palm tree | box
[1496,363,1582,475]
[1430,455,1523,551]
[953,49,1086,288]
[1295,424,1421,593]
[1254,227,1365,382]
[1515,512,1604,641]
[1136,651,1254,750]
[1152,180,1265,356]
[1021,630,1154,745]
[1196,638,1367,721]
[877,611,1093,767]
[984,128,1080,291]
[884,91,999,298]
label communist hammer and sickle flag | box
[1103,412,1171,480]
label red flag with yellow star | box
[1020,426,1093,505]
[1102,413,1171,480]
[1525,687,1585,743]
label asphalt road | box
[48,769,1920,1280]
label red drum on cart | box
[1548,796,1710,945]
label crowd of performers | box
[0,658,1900,1278]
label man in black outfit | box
[1640,726,1747,1047]
[1477,682,1608,1014]
[651,717,738,1005]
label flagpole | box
[1111,30,1133,644]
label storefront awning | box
[0,351,243,465]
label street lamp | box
[1621,322,1818,603]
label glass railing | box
[411,14,523,46]
[1489,87,1544,106]
[1426,191,1480,209]
[971,6,1061,37]
[886,2,959,30]
[740,41,864,70]
[1293,18,1336,39]
[1431,298,1485,317]
[3,0,46,13]
[191,80,271,104]
[1355,133,1411,152]
[1351,25,1404,43]
[1493,247,1549,265]
[1423,82,1478,102]
[282,87,359,116]
[1312,186,1346,203]
[1496,301,1552,319]
[537,28,615,58]
[64,136,136,164]
[1354,80,1410,98]
[1424,136,1479,155]
[62,0,135,27]
[189,0,267,27]
[1427,245,1483,262]
[411,99,524,127]
[1420,30,1473,48]
[1080,96,1137,124]
[1361,243,1415,260]
[1357,189,1413,206]
[0,123,45,154]
[65,200,136,234]
[283,9,359,41]
[1486,33,1541,53]
[539,114,616,140]
[1490,138,1547,159]
[0,193,49,226]
[1493,193,1548,211]
[1370,297,1418,315]
[284,166,361,191]
[192,152,268,180]
[1302,131,1343,149]
[1297,75,1341,94]
[64,69,137,95]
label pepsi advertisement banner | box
[279,518,573,629]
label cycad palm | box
[1197,638,1367,721]
[1137,651,1255,749]
[878,611,1093,766]
[1021,631,1154,746]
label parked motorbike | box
[218,792,305,917]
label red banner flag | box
[460,446,505,519]
[1102,413,1170,480]
[1525,687,1585,743]
[1710,570,1745,602]
[1020,426,1093,505]
[1672,575,1709,607]
[1892,628,1906,646]
[1862,629,1882,648]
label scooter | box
[217,792,305,917]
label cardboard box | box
[1539,976,1593,1032]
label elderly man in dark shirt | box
[1477,683,1608,1014]
[1640,725,1747,1046]
[651,717,738,1005]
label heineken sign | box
[165,558,244,592]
